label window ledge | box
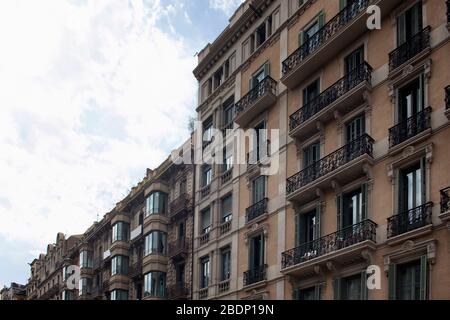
[386,224,433,247]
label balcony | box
[130,225,142,241]
[199,232,210,246]
[245,198,268,223]
[286,134,374,204]
[167,284,190,300]
[243,264,267,287]
[289,62,372,141]
[169,193,192,220]
[281,220,376,275]
[219,220,232,235]
[388,107,431,149]
[169,238,190,261]
[199,287,208,300]
[220,169,232,185]
[387,202,433,239]
[218,279,230,294]
[234,76,277,127]
[389,26,431,73]
[281,0,401,88]
[200,185,211,199]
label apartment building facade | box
[192,0,450,300]
[0,283,27,300]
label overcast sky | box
[0,0,244,288]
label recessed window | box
[397,1,423,46]
[200,256,210,289]
[202,165,212,187]
[221,195,232,223]
[201,208,211,234]
[220,247,231,281]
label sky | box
[0,0,244,288]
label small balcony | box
[198,287,208,300]
[130,225,142,242]
[387,202,433,239]
[281,220,377,275]
[388,107,432,149]
[168,238,190,261]
[169,193,192,220]
[219,220,232,235]
[281,0,401,88]
[289,62,372,141]
[218,279,230,294]
[234,76,277,127]
[200,185,211,199]
[440,187,450,224]
[389,26,431,73]
[199,232,210,247]
[286,134,374,204]
[167,284,190,300]
[243,264,267,287]
[220,169,232,185]
[245,198,268,223]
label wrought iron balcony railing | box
[387,202,433,238]
[441,187,450,214]
[282,0,369,76]
[243,264,268,286]
[289,61,372,132]
[169,193,191,218]
[389,26,431,72]
[445,86,450,110]
[128,262,142,279]
[246,198,268,223]
[235,76,277,117]
[282,219,377,269]
[388,107,431,148]
[286,134,374,195]
[168,238,190,259]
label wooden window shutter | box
[388,263,397,300]
[419,255,428,300]
[336,193,343,231]
[361,182,369,221]
[333,278,342,300]
[360,270,368,300]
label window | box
[399,161,426,213]
[252,121,267,163]
[176,263,185,285]
[337,183,368,230]
[303,142,320,168]
[213,66,223,90]
[144,272,166,298]
[63,265,71,281]
[144,231,167,256]
[398,76,424,123]
[201,208,211,234]
[220,247,231,281]
[223,147,233,173]
[200,257,210,289]
[203,117,213,143]
[397,1,423,46]
[256,23,267,47]
[61,290,74,300]
[78,277,92,296]
[346,114,365,143]
[252,176,266,204]
[293,285,320,300]
[295,209,319,246]
[202,165,212,187]
[390,257,428,300]
[110,289,128,300]
[303,79,320,106]
[222,96,235,127]
[249,234,264,271]
[179,179,187,196]
[250,64,269,90]
[79,250,93,269]
[145,192,168,217]
[345,46,364,75]
[299,12,324,51]
[178,222,185,240]
[111,255,129,276]
[221,195,232,223]
[334,272,368,300]
[112,222,130,243]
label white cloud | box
[0,0,197,255]
[209,0,244,15]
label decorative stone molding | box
[383,239,436,273]
[361,249,373,264]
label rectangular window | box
[111,255,129,276]
[252,176,266,204]
[256,23,266,47]
[342,188,363,228]
[303,142,320,168]
[222,96,235,126]
[346,114,365,143]
[179,179,187,196]
[293,286,316,300]
[110,289,128,300]
[112,222,130,243]
[303,79,320,106]
[345,46,364,75]
[61,290,74,300]
[144,272,166,298]
[201,208,211,234]
[341,274,362,300]
[221,195,232,222]
[296,210,318,246]
[200,257,210,289]
[398,76,424,122]
[79,251,93,269]
[399,161,425,213]
[144,231,167,256]
[145,192,168,217]
[223,148,233,173]
[220,247,231,281]
[248,234,264,270]
[397,1,423,46]
[78,277,92,296]
[176,263,185,285]
[203,117,213,142]
[202,165,212,187]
